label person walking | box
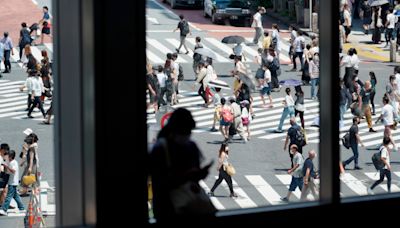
[251,6,265,45]
[370,71,377,115]
[173,15,191,54]
[284,117,304,167]
[360,81,376,132]
[367,137,392,194]
[0,150,25,216]
[291,30,305,72]
[20,70,35,111]
[309,53,320,100]
[294,87,305,129]
[375,96,397,150]
[19,133,39,196]
[0,41,3,78]
[192,36,203,75]
[219,97,233,141]
[300,150,319,201]
[18,23,32,61]
[281,144,304,202]
[156,65,168,106]
[229,97,247,143]
[240,100,251,141]
[360,0,372,34]
[271,24,281,59]
[384,7,397,48]
[343,3,352,42]
[27,70,46,119]
[275,88,295,133]
[209,143,237,197]
[371,6,383,44]
[342,117,365,170]
[0,32,14,73]
[259,65,273,108]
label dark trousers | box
[19,45,25,60]
[28,96,46,117]
[27,94,33,109]
[158,87,167,106]
[271,71,279,89]
[198,85,209,104]
[4,50,11,71]
[371,169,391,192]
[210,167,234,194]
[370,90,376,114]
[292,51,304,70]
[295,110,305,129]
[385,28,395,43]
[344,143,359,167]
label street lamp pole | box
[309,0,312,31]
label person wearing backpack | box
[18,23,32,62]
[173,15,191,55]
[284,117,304,168]
[368,137,392,194]
[291,30,305,72]
[342,117,365,170]
[192,36,203,75]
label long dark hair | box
[369,71,377,85]
[218,143,228,157]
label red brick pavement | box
[0,0,52,45]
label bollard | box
[390,40,396,62]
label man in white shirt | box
[252,6,265,45]
[291,31,305,71]
[376,96,397,150]
[385,7,398,47]
[368,137,392,194]
[27,71,46,119]
[0,150,25,216]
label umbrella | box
[368,0,389,6]
[221,35,245,44]
[238,73,256,90]
[208,79,230,90]
[279,79,303,87]
[194,48,218,60]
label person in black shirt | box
[360,80,376,132]
[343,117,365,170]
[284,117,303,168]
[300,150,318,201]
[173,15,191,54]
[360,0,372,34]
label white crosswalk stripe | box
[0,80,52,120]
[147,90,396,146]
[146,37,293,65]
[198,171,397,209]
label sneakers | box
[229,192,238,198]
[280,197,289,202]
[354,166,363,170]
[367,187,374,195]
[274,129,283,133]
[210,127,218,132]
[27,115,34,118]
[208,191,214,197]
[369,128,377,132]
[0,209,7,216]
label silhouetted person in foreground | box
[149,108,216,223]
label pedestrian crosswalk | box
[146,37,292,65]
[199,172,400,210]
[0,80,52,120]
[147,90,393,147]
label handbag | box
[159,138,217,215]
[0,171,10,188]
[22,174,36,186]
[224,163,236,176]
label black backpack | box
[341,132,351,149]
[295,127,306,147]
[181,21,190,36]
[371,147,385,171]
[177,64,184,81]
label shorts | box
[288,177,303,192]
[260,86,271,96]
[220,119,231,126]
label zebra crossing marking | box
[199,180,225,210]
[245,175,283,205]
[341,173,368,195]
[186,38,230,63]
[147,38,188,63]
[364,172,400,192]
[216,176,257,208]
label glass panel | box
[146,0,320,222]
[339,0,399,198]
[0,2,55,227]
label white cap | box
[23,128,33,135]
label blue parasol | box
[279,79,303,86]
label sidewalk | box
[265,9,318,38]
[0,0,50,45]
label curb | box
[265,9,317,38]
